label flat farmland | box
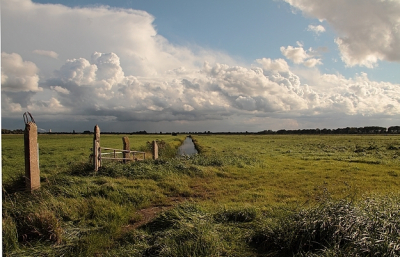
[2,134,185,183]
[2,134,400,256]
[192,134,400,205]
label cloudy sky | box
[2,0,400,132]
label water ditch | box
[176,136,198,156]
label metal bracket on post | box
[23,112,36,125]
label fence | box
[92,125,157,171]
[100,147,146,162]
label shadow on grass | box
[2,175,27,194]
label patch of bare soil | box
[122,183,216,232]
[123,197,186,231]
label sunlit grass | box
[2,133,400,256]
[1,134,186,183]
[191,134,400,207]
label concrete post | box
[152,140,158,160]
[24,120,40,191]
[122,136,130,163]
[93,125,101,171]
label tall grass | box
[251,194,400,256]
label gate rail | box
[100,147,145,161]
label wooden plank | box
[101,157,141,160]
[101,152,124,155]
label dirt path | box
[122,197,186,231]
[123,182,214,231]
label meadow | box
[2,133,400,256]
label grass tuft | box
[214,206,258,223]
[250,195,400,256]
[2,215,19,253]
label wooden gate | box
[92,125,146,171]
[100,147,145,162]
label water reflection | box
[177,137,198,156]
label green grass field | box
[2,134,400,256]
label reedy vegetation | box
[2,134,400,256]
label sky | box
[1,0,400,133]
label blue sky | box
[2,0,400,132]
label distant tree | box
[388,126,400,133]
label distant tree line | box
[258,126,400,135]
[2,129,24,134]
[2,126,400,135]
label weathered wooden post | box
[93,125,101,171]
[122,136,130,163]
[23,112,40,191]
[152,140,158,160]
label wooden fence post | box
[122,136,130,163]
[152,140,158,160]
[23,112,40,191]
[93,125,101,171]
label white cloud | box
[307,24,325,35]
[91,52,124,89]
[2,50,399,130]
[280,45,308,64]
[285,0,400,67]
[33,49,59,59]
[56,58,97,86]
[294,69,400,115]
[280,45,322,67]
[1,52,42,92]
[1,0,235,78]
[50,86,70,94]
[1,0,399,131]
[1,95,23,113]
[256,58,290,72]
[303,58,322,68]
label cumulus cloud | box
[1,52,41,92]
[303,58,322,68]
[2,50,400,130]
[1,0,235,78]
[280,44,322,67]
[56,58,97,86]
[33,49,59,59]
[29,51,397,126]
[1,0,399,131]
[284,0,400,67]
[280,45,309,64]
[91,52,124,89]
[307,24,325,35]
[256,58,290,72]
[50,86,70,95]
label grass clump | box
[141,203,225,257]
[251,195,400,256]
[2,215,19,252]
[214,206,258,223]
